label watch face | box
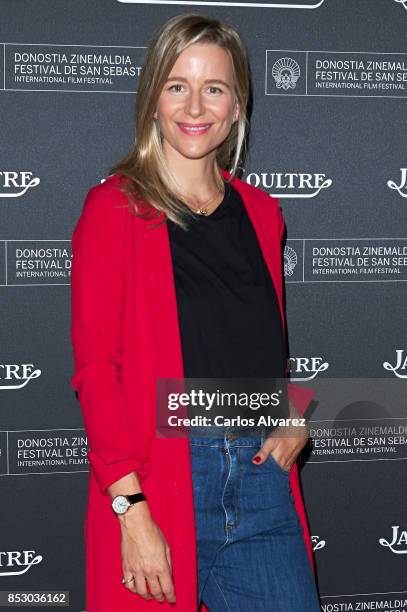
[112,495,130,515]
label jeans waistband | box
[189,425,268,447]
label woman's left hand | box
[251,402,310,472]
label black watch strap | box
[127,492,147,504]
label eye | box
[167,84,224,94]
[168,84,184,93]
[207,86,223,94]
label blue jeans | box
[189,429,321,611]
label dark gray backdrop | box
[1,0,406,610]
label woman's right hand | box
[119,502,176,605]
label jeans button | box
[226,433,237,441]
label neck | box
[162,143,223,198]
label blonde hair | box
[109,12,251,229]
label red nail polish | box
[253,456,261,463]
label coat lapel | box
[140,217,185,380]
[220,169,286,336]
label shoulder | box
[79,173,130,221]
[73,173,130,243]
[84,172,128,204]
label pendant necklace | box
[185,185,225,216]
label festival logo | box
[5,241,72,286]
[0,363,41,390]
[0,550,42,576]
[8,430,89,474]
[379,526,407,554]
[383,349,407,378]
[284,245,298,276]
[271,57,301,90]
[266,50,407,98]
[2,45,144,93]
[393,0,407,12]
[287,357,329,381]
[0,171,40,198]
[311,535,326,551]
[387,168,407,198]
[245,171,332,199]
[283,241,303,283]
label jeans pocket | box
[260,433,291,477]
[264,451,291,476]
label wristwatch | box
[111,492,147,516]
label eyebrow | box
[166,76,231,90]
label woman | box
[70,12,320,612]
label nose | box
[185,89,205,117]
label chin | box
[177,147,215,160]
[164,136,221,160]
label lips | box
[177,123,212,135]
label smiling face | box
[153,42,240,162]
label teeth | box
[182,125,210,131]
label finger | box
[251,440,275,465]
[270,447,293,472]
[145,574,165,602]
[165,544,172,572]
[123,576,137,594]
[271,448,292,471]
[122,565,138,594]
[158,567,177,604]
[133,572,152,600]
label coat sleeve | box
[70,183,148,496]
[275,199,316,416]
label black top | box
[167,180,287,382]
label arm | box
[70,182,147,496]
[71,183,176,604]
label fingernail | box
[253,456,261,463]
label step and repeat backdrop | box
[1,0,406,610]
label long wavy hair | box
[109,12,252,230]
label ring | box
[122,575,135,585]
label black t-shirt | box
[167,180,287,383]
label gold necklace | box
[185,186,225,216]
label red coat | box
[70,169,316,611]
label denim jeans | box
[189,428,321,611]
